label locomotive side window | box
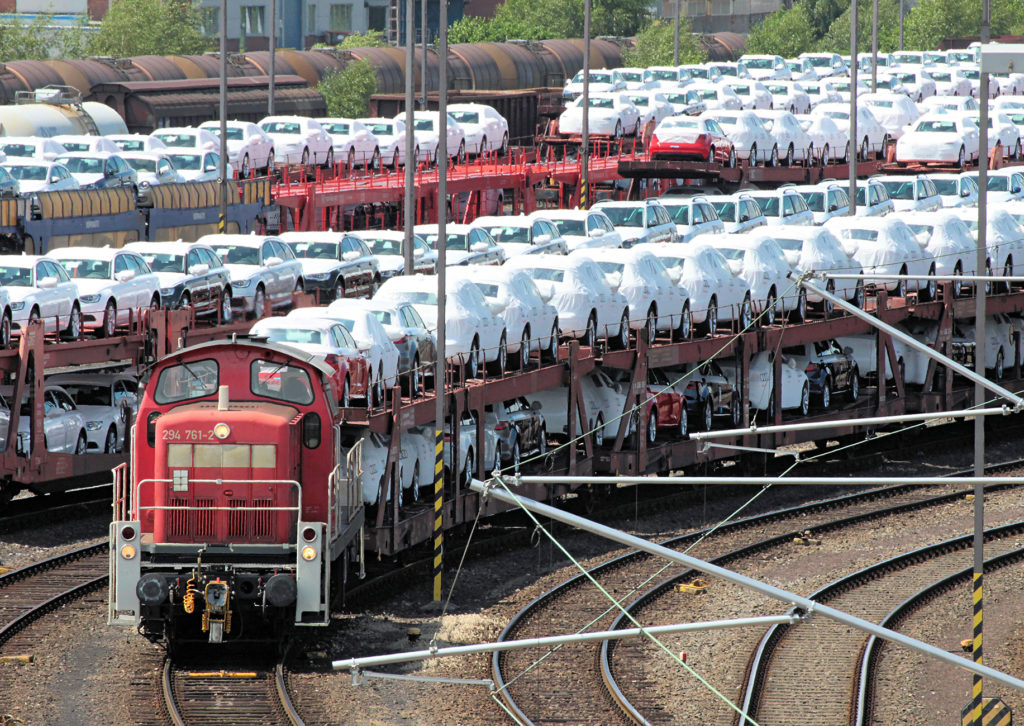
[154,359,219,404]
[250,359,314,405]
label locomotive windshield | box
[154,359,219,403]
[251,359,314,405]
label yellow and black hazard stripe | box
[433,428,444,601]
[970,571,984,726]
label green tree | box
[448,15,508,42]
[88,0,211,57]
[447,0,651,42]
[817,0,901,53]
[745,4,817,58]
[338,30,387,48]
[903,0,1024,49]
[622,19,705,67]
[0,14,88,61]
[318,59,378,118]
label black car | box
[279,232,381,300]
[485,397,546,471]
[781,338,859,408]
[676,361,742,431]
[126,241,233,320]
[364,299,437,396]
[53,153,137,191]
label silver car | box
[196,234,304,318]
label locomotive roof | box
[155,337,336,378]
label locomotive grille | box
[227,498,276,539]
[253,499,273,538]
[228,500,246,537]
[169,498,188,537]
[195,498,215,537]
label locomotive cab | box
[109,339,364,644]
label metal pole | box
[268,0,276,117]
[849,0,858,215]
[871,0,878,93]
[683,407,1011,442]
[673,0,680,65]
[403,0,416,276]
[469,481,1024,694]
[432,0,447,604]
[334,615,800,671]
[420,0,427,109]
[515,474,1024,486]
[218,0,228,234]
[580,0,590,210]
[799,278,1023,408]
[973,20,990,726]
[898,0,904,50]
[824,273,1024,282]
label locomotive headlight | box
[213,423,231,439]
[301,546,317,561]
[120,544,136,559]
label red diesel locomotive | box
[108,337,364,643]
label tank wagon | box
[109,338,364,644]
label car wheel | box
[701,398,713,432]
[511,440,520,473]
[543,321,559,363]
[784,143,794,167]
[219,289,232,322]
[860,136,869,161]
[727,146,736,168]
[300,147,310,166]
[766,388,776,422]
[295,279,305,297]
[463,449,474,488]
[323,147,335,170]
[821,143,830,166]
[843,141,850,162]
[852,279,864,309]
[646,407,657,445]
[518,326,530,370]
[539,425,547,455]
[878,135,889,161]
[346,147,356,170]
[740,293,752,330]
[645,304,657,344]
[180,291,191,310]
[240,154,250,177]
[769,144,779,167]
[678,405,688,438]
[704,297,718,336]
[922,264,937,301]
[252,285,266,320]
[63,304,81,341]
[707,145,715,164]
[409,356,421,398]
[28,306,39,327]
[457,140,467,165]
[584,312,598,348]
[764,290,776,326]
[500,132,509,156]
[1004,259,1014,293]
[958,146,966,170]
[479,136,487,157]
[614,121,623,140]
[0,310,10,349]
[995,349,1005,380]
[895,267,907,298]
[749,143,757,165]
[341,377,350,408]
[791,287,808,322]
[266,151,275,174]
[677,303,691,341]
[104,426,117,454]
[466,337,480,379]
[491,333,507,375]
[849,367,860,402]
[374,365,385,405]
[1015,139,1022,160]
[730,396,741,427]
[594,413,605,447]
[953,262,964,298]
[800,383,809,416]
[370,147,380,170]
[333,277,345,302]
[820,377,832,409]
[100,299,117,338]
[390,148,399,171]
[75,431,87,456]
[615,309,629,349]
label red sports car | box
[649,117,736,166]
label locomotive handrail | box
[132,478,303,519]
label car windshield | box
[398,291,437,305]
[929,72,952,82]
[591,74,611,84]
[896,73,916,84]
[749,196,779,215]
[906,223,933,243]
[57,157,104,174]
[662,205,690,224]
[663,119,699,129]
[1008,113,1024,125]
[647,70,678,81]
[620,71,641,81]
[585,98,614,108]
[714,115,738,126]
[213,245,259,265]
[697,89,718,100]
[745,58,773,69]
[802,192,825,212]
[263,328,323,345]
[288,241,340,259]
[0,144,37,157]
[126,158,156,172]
[363,237,405,255]
[596,261,624,275]
[60,142,89,151]
[774,237,804,251]
[141,253,186,273]
[824,110,849,120]
[261,122,301,134]
[711,201,736,219]
[987,177,1010,191]
[5,164,47,180]
[413,119,435,130]
[807,56,832,67]
[527,267,565,282]
[481,225,530,243]
[550,218,585,235]
[931,179,958,195]
[57,258,110,279]
[867,99,894,108]
[370,310,393,325]
[717,247,745,260]
[915,120,956,133]
[222,128,245,140]
[475,282,500,299]
[321,122,350,134]
[629,96,649,106]
[168,153,201,170]
[0,265,32,286]
[839,227,880,241]
[421,232,471,251]
[60,383,111,406]
[599,207,644,227]
[367,123,393,135]
[963,69,980,80]
[450,111,479,124]
[153,133,196,147]
[880,181,915,199]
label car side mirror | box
[470,241,489,253]
[104,168,114,177]
[961,189,971,197]
[188,263,210,275]
[413,247,425,258]
[534,234,551,244]
[590,228,605,238]
[342,250,360,261]
[531,400,542,411]
[115,269,136,282]
[739,214,749,222]
[828,203,838,212]
[265,256,283,266]
[843,346,854,355]
[38,276,58,289]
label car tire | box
[323,147,334,170]
[860,136,869,161]
[769,144,779,167]
[615,309,629,349]
[300,147,310,166]
[180,291,191,310]
[701,398,713,432]
[75,431,87,456]
[852,279,865,309]
[240,154,250,177]
[790,287,808,322]
[799,383,809,416]
[408,355,421,398]
[895,267,908,298]
[614,121,623,140]
[764,290,776,326]
[456,141,467,165]
[784,143,794,167]
[467,337,480,379]
[821,143,830,166]
[953,262,964,298]
[646,407,657,445]
[676,303,691,341]
[740,293,752,330]
[334,278,345,302]
[392,149,400,171]
[511,440,520,473]
[727,147,736,168]
[219,288,232,323]
[266,151,275,174]
[63,304,82,341]
[644,304,657,344]
[957,146,966,170]
[703,297,718,337]
[341,377,351,408]
[995,349,1005,380]
[251,285,267,320]
[849,367,860,402]
[678,405,688,438]
[594,413,605,447]
[749,143,757,165]
[489,333,507,375]
[707,146,715,164]
[370,147,380,170]
[543,321,559,363]
[463,449,474,489]
[100,299,117,338]
[584,312,598,348]
[501,132,509,156]
[480,136,487,157]
[518,326,530,370]
[820,377,832,409]
[104,426,117,454]
[921,264,937,301]
[0,310,10,349]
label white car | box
[195,234,303,316]
[889,67,937,101]
[703,193,768,234]
[3,159,78,193]
[443,410,501,487]
[746,187,815,226]
[860,92,920,140]
[0,255,81,338]
[922,68,973,97]
[572,247,689,339]
[360,117,411,169]
[722,80,773,110]
[701,234,797,324]
[626,91,676,130]
[316,117,380,168]
[591,199,677,247]
[52,135,119,154]
[120,152,184,187]
[740,54,791,81]
[109,134,168,154]
[919,95,978,114]
[503,254,629,348]
[448,103,509,155]
[722,351,810,419]
[681,65,723,83]
[797,180,851,223]
[162,150,220,182]
[798,81,842,108]
[470,215,567,258]
[558,93,640,138]
[198,120,275,175]
[701,109,776,164]
[258,116,334,166]
[824,77,871,103]
[814,103,889,160]
[658,195,726,241]
[799,52,848,79]
[150,127,219,154]
[47,373,138,453]
[972,168,1024,204]
[614,67,649,91]
[278,231,381,300]
[855,178,897,216]
[896,115,980,167]
[787,58,819,81]
[13,386,87,456]
[946,207,1024,286]
[643,66,691,90]
[689,82,743,111]
[349,229,437,279]
[0,137,67,161]
[374,274,508,377]
[636,243,752,334]
[898,211,978,297]
[563,68,627,100]
[538,209,623,250]
[992,75,1024,96]
[929,173,980,207]
[357,429,425,502]
[662,89,706,116]
[758,226,862,311]
[527,369,632,446]
[49,247,161,337]
[447,266,559,367]
[795,113,847,163]
[291,301,401,397]
[752,109,815,165]
[394,111,467,163]
[763,81,812,114]
[957,64,999,99]
[873,174,943,212]
[414,223,505,266]
[824,216,935,299]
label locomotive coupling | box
[202,579,232,644]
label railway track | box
[491,461,1024,725]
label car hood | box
[154,272,188,288]
[69,279,116,296]
[265,133,305,148]
[297,258,341,275]
[376,255,404,274]
[224,263,261,280]
[70,172,104,187]
[75,404,116,422]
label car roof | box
[196,234,273,246]
[126,240,206,252]
[49,247,123,260]
[278,231,346,241]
